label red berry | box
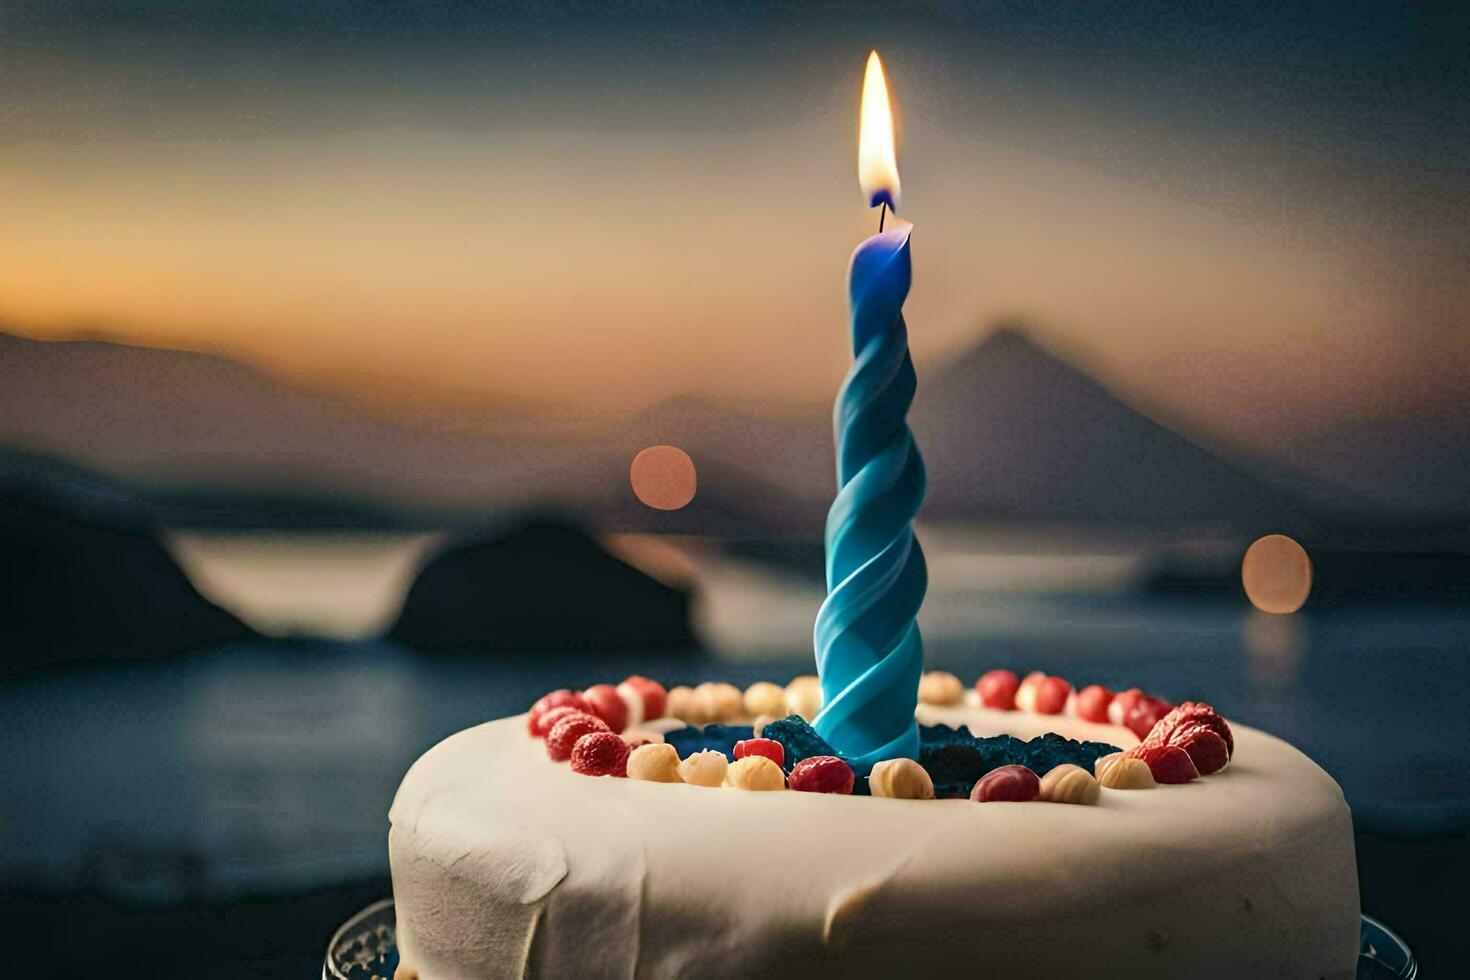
[733,738,785,768]
[1034,676,1072,715]
[1146,701,1234,759]
[1124,697,1172,740]
[1127,743,1199,784]
[1073,684,1114,723]
[1108,688,1146,726]
[582,684,629,732]
[533,705,589,740]
[528,689,590,736]
[546,713,611,762]
[977,669,1021,710]
[971,764,1041,802]
[788,755,853,794]
[570,731,631,777]
[1171,727,1230,775]
[1015,671,1047,712]
[619,675,668,721]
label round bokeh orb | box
[630,445,697,511]
[1241,534,1312,614]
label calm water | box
[3,594,1466,908]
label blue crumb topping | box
[670,717,1120,801]
[662,723,755,760]
[760,715,837,768]
[759,715,872,794]
[919,725,1121,798]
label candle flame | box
[858,51,901,211]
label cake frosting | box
[388,695,1359,979]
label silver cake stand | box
[324,899,1417,979]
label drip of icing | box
[813,226,927,774]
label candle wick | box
[878,201,888,233]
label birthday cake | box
[387,672,1359,979]
[386,52,1359,980]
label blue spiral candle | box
[812,224,928,773]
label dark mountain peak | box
[629,393,727,430]
[390,511,695,651]
[0,462,252,679]
[912,322,1313,525]
[0,329,273,390]
[927,323,1100,400]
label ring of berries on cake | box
[523,669,1235,804]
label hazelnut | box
[694,682,743,722]
[665,685,696,722]
[394,965,420,980]
[1095,752,1156,790]
[743,681,787,718]
[918,671,964,705]
[626,743,682,783]
[1039,764,1101,805]
[677,749,729,787]
[785,675,823,720]
[725,755,786,791]
[868,758,935,800]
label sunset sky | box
[3,2,1466,455]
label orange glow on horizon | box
[0,121,1458,445]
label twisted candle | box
[812,226,927,773]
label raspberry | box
[1144,701,1234,759]
[976,669,1020,710]
[546,713,611,762]
[535,705,591,740]
[1127,743,1198,784]
[788,755,854,794]
[619,675,668,721]
[1034,676,1071,715]
[1124,697,1172,740]
[1108,688,1148,727]
[971,764,1040,802]
[582,684,629,732]
[733,737,785,768]
[1073,685,1114,723]
[1171,727,1229,775]
[570,731,631,777]
[528,689,590,736]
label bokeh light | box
[630,445,697,511]
[1241,534,1313,614]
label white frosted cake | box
[388,674,1359,979]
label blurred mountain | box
[910,327,1317,526]
[4,326,1458,536]
[1282,417,1470,522]
[0,331,581,514]
[623,394,832,502]
[389,514,695,651]
[0,458,254,678]
[0,330,833,537]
